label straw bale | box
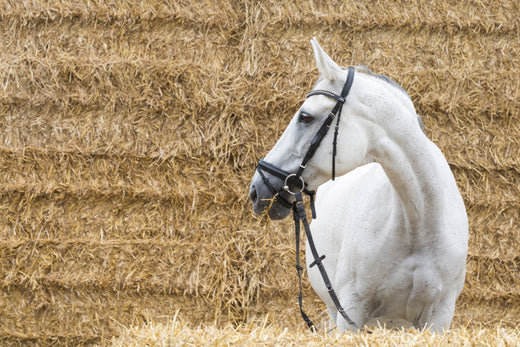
[464,255,520,298]
[113,316,520,346]
[0,288,216,343]
[0,0,520,343]
[467,205,520,259]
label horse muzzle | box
[249,173,293,220]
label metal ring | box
[283,174,305,195]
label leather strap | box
[293,191,358,330]
[255,67,358,331]
[293,199,317,331]
[304,67,355,180]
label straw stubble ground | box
[0,0,519,345]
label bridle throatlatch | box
[256,67,358,331]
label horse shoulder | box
[310,162,398,276]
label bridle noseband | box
[255,67,360,331]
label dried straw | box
[0,0,519,344]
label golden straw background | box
[0,0,519,345]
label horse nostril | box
[249,187,258,203]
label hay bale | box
[0,0,519,343]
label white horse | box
[249,38,468,333]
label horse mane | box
[353,65,410,99]
[353,65,426,133]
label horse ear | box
[310,37,343,81]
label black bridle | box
[256,67,359,331]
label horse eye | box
[299,112,314,124]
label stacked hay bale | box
[0,0,518,344]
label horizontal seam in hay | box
[0,186,206,203]
[1,147,519,172]
[1,239,518,262]
[458,293,520,301]
[0,11,240,27]
[0,186,516,208]
[0,147,222,163]
[0,332,101,344]
[0,239,206,247]
[467,254,520,262]
[1,10,519,34]
[0,146,181,160]
[1,52,520,76]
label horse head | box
[250,39,365,219]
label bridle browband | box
[256,67,359,331]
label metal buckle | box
[283,174,305,195]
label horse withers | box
[249,38,468,333]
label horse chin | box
[266,202,292,220]
[252,199,291,220]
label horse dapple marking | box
[249,38,468,333]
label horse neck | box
[368,126,456,230]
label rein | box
[256,67,358,331]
